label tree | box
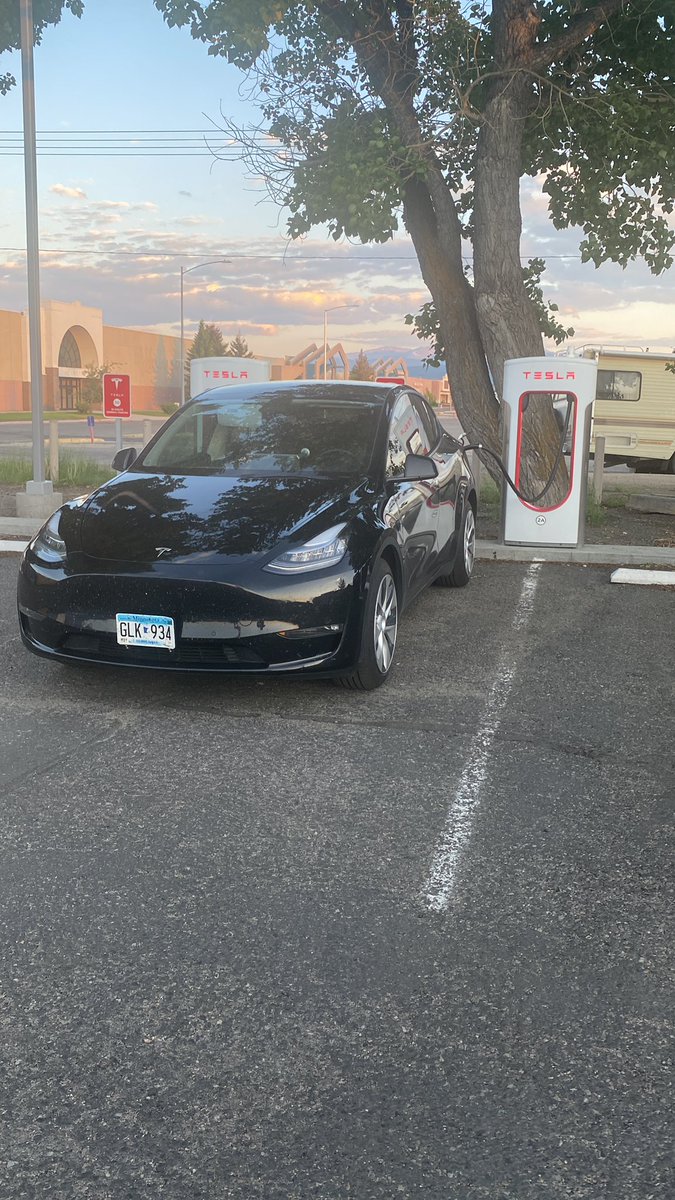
[185,319,228,392]
[155,0,675,497]
[1,1,83,95]
[226,333,254,358]
[350,349,376,381]
[76,362,112,415]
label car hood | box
[76,471,368,563]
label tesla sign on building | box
[190,357,270,399]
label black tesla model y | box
[18,381,476,689]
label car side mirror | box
[401,453,438,481]
[112,446,137,472]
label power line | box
[2,128,269,134]
[0,127,276,157]
[0,129,272,147]
[0,246,585,261]
[0,153,241,158]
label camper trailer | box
[570,346,675,472]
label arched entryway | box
[58,325,98,410]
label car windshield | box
[139,393,382,477]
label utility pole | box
[17,0,59,516]
[322,304,360,380]
[180,259,230,405]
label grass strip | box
[0,455,113,488]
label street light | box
[20,0,50,502]
[323,303,360,381]
[180,258,230,405]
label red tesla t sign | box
[103,373,131,418]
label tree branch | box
[529,0,629,70]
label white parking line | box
[0,540,28,554]
[422,561,542,913]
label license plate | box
[116,613,175,649]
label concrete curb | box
[0,517,43,537]
[476,540,675,567]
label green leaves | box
[0,0,84,95]
[526,4,675,274]
[285,104,410,243]
[0,0,84,56]
[522,258,575,344]
[154,0,292,67]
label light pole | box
[180,258,230,405]
[323,303,360,380]
[20,0,50,504]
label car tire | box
[435,501,476,588]
[335,557,398,691]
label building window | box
[597,369,641,402]
[58,331,81,369]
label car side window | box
[386,394,433,478]
[412,395,440,449]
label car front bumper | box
[17,552,364,675]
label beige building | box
[0,299,182,414]
[0,298,452,412]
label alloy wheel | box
[373,573,398,674]
[464,507,476,576]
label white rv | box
[572,346,675,472]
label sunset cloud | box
[50,183,87,200]
[2,190,674,360]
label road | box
[0,413,635,476]
[0,414,463,470]
[0,418,166,469]
[0,553,672,1198]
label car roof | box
[190,380,407,406]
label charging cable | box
[460,398,573,506]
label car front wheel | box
[336,558,398,690]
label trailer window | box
[597,370,642,402]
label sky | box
[1,0,673,368]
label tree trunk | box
[332,0,570,500]
[472,0,569,501]
[402,177,502,460]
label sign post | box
[103,374,131,455]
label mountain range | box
[350,347,446,380]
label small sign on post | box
[103,374,131,419]
[86,413,96,443]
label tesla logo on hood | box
[155,547,171,557]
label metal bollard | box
[593,435,605,503]
[49,420,59,485]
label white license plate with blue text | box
[116,613,175,649]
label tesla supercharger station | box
[500,356,598,547]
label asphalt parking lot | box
[0,553,673,1199]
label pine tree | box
[185,320,228,394]
[226,333,254,358]
[350,350,375,382]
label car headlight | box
[265,524,348,574]
[31,510,67,560]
